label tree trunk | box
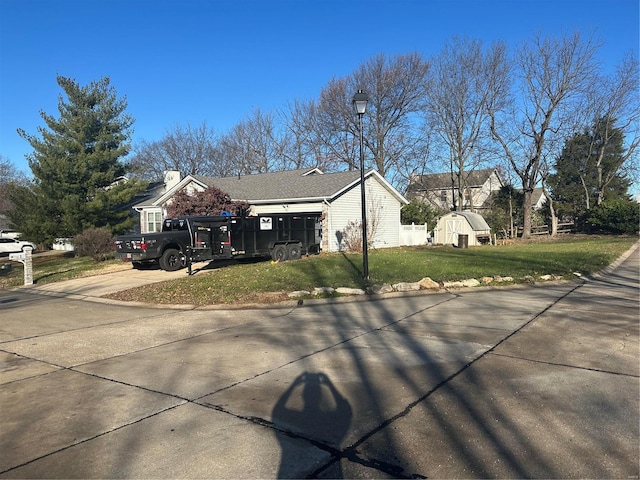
[508,194,515,238]
[548,196,558,237]
[522,189,533,239]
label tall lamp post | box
[353,89,369,280]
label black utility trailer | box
[115,214,322,271]
[189,214,321,262]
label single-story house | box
[133,168,408,253]
[433,211,491,246]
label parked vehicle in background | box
[115,214,322,271]
[0,230,22,239]
[0,238,37,255]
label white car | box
[0,238,37,255]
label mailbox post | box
[9,247,33,286]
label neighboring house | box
[433,211,491,246]
[133,168,408,253]
[406,168,503,212]
[530,188,547,210]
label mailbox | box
[9,252,26,263]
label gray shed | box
[433,211,491,246]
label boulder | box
[313,287,335,295]
[288,290,311,298]
[369,284,394,294]
[393,282,421,292]
[419,277,440,290]
[336,287,366,295]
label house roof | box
[194,168,356,202]
[407,168,501,195]
[137,168,408,208]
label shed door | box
[445,219,463,244]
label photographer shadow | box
[272,372,352,479]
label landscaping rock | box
[419,277,440,290]
[461,278,481,287]
[393,282,421,292]
[494,276,514,283]
[481,276,493,284]
[369,284,394,294]
[288,290,311,298]
[443,280,464,288]
[313,287,335,295]
[336,287,366,295]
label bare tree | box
[584,53,639,205]
[312,77,360,172]
[277,98,346,172]
[217,108,286,175]
[0,156,28,216]
[310,53,430,186]
[425,37,509,210]
[489,32,600,238]
[358,53,430,185]
[128,121,223,180]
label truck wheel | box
[287,243,302,260]
[160,248,184,271]
[271,245,288,262]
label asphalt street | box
[0,244,638,478]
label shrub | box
[401,199,442,226]
[73,227,115,262]
[584,200,640,234]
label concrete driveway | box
[0,244,638,478]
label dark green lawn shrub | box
[584,200,640,234]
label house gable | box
[407,168,503,211]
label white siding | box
[328,177,402,252]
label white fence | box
[399,223,430,246]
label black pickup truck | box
[115,214,322,271]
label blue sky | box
[1,0,638,177]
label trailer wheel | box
[271,245,288,262]
[160,248,185,271]
[287,243,302,260]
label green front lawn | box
[105,235,636,305]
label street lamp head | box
[352,89,368,115]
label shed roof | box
[441,211,491,231]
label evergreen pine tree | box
[548,117,631,222]
[13,76,145,245]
